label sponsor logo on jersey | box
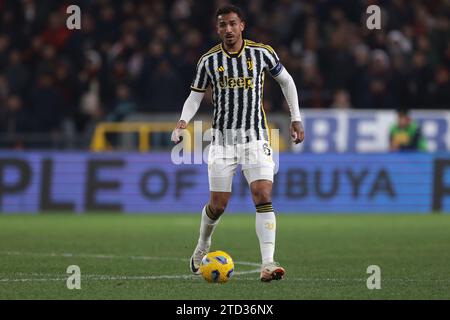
[219,76,254,89]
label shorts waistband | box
[211,134,268,146]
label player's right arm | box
[171,57,210,144]
[171,91,205,143]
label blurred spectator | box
[407,51,434,108]
[389,109,427,152]
[41,11,71,50]
[330,90,352,109]
[31,72,64,133]
[147,59,184,111]
[359,50,398,109]
[5,49,30,96]
[0,95,31,149]
[0,34,10,70]
[429,65,450,108]
[0,94,30,133]
[107,83,136,122]
[78,49,103,130]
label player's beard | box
[224,34,239,48]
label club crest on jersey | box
[219,76,254,90]
[247,60,253,70]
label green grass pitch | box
[0,214,449,299]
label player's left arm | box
[264,49,304,144]
[273,67,304,144]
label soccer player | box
[171,5,304,282]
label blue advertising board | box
[1,152,449,213]
[297,110,450,153]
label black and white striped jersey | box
[190,39,284,142]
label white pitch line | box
[0,251,184,261]
[0,270,262,283]
[0,251,260,267]
[0,278,67,283]
[4,268,261,278]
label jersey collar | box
[221,39,246,58]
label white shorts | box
[208,140,275,192]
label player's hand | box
[171,120,187,144]
[290,121,304,144]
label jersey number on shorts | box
[263,143,271,156]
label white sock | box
[255,211,276,265]
[198,205,220,249]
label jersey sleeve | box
[262,46,284,77]
[190,58,210,92]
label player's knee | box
[209,201,228,218]
[252,188,272,205]
[212,202,227,214]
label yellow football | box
[199,250,234,283]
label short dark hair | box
[397,109,410,117]
[216,5,245,21]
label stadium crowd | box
[0,0,449,145]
